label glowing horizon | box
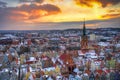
[0,0,120,30]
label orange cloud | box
[29,10,48,19]
[86,23,98,28]
[74,0,120,7]
[74,0,101,8]
[107,9,120,13]
[0,3,61,23]
[9,11,28,21]
[100,8,120,19]
[101,14,120,19]
[0,0,120,24]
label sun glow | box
[5,0,120,23]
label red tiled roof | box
[59,54,67,61]
[59,54,72,61]
[26,61,37,64]
[95,70,103,75]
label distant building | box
[90,34,96,41]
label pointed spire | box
[83,18,86,36]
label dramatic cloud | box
[19,0,44,3]
[0,3,61,23]
[16,3,61,14]
[101,14,120,19]
[74,0,120,7]
[0,1,7,7]
[107,9,120,13]
[100,9,120,19]
[35,0,44,3]
[0,0,120,30]
[98,0,120,7]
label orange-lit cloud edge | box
[0,0,120,30]
[5,0,120,23]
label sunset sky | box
[0,0,120,30]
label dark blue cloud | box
[98,0,120,7]
[19,0,44,3]
[0,1,7,7]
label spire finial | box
[83,18,86,36]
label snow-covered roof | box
[0,64,2,67]
[98,42,110,46]
[28,57,36,61]
[86,50,96,56]
[43,67,55,71]
[4,34,16,38]
[91,56,98,59]
[116,44,120,47]
[78,50,85,55]
[73,68,79,73]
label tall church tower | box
[81,19,88,50]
